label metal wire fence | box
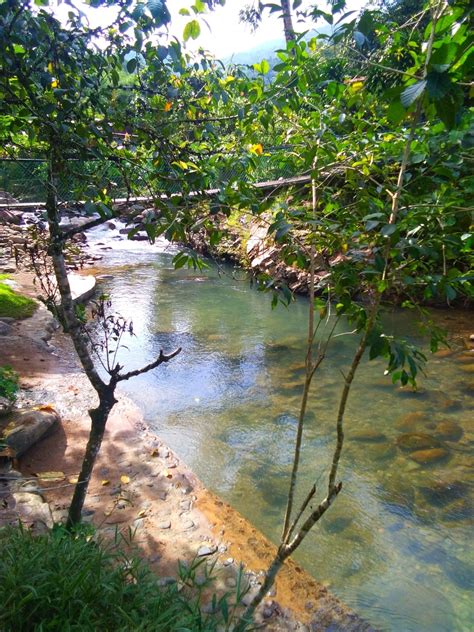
[0,150,298,205]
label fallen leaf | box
[137,509,147,518]
[35,471,65,481]
[120,475,130,484]
[161,469,172,479]
[101,479,110,486]
[68,476,79,484]
[150,448,159,457]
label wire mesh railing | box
[0,149,299,205]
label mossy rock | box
[396,432,442,452]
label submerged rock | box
[418,480,468,507]
[441,498,474,522]
[433,420,464,442]
[409,448,449,465]
[351,430,387,443]
[396,432,442,452]
[442,555,474,591]
[394,411,428,431]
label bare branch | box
[114,348,181,383]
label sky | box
[51,0,364,59]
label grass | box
[0,525,245,632]
[0,280,37,319]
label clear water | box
[88,227,473,631]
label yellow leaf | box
[51,79,58,89]
[68,476,79,484]
[101,479,110,486]
[161,469,172,479]
[164,101,172,112]
[36,471,65,481]
[47,62,54,73]
[137,509,146,518]
[120,475,130,484]
[250,143,263,156]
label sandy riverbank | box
[0,269,374,631]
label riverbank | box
[0,267,375,631]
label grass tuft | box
[0,525,243,631]
[0,281,37,319]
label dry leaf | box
[161,469,172,479]
[35,471,65,481]
[150,448,159,457]
[120,475,130,484]
[101,479,110,486]
[137,509,146,518]
[164,101,172,112]
[68,476,79,484]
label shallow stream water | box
[88,227,473,631]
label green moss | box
[0,281,37,319]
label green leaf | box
[260,59,270,75]
[381,224,397,237]
[183,19,200,41]
[401,80,426,108]
[126,57,137,73]
[147,0,171,26]
[426,71,451,100]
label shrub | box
[0,365,19,402]
[0,525,241,631]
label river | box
[88,225,473,631]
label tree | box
[0,0,249,525]
[239,0,296,45]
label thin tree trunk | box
[66,394,115,527]
[281,0,295,45]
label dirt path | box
[1,271,374,631]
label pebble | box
[179,499,191,511]
[223,557,234,566]
[159,520,171,529]
[197,544,217,557]
[182,519,195,530]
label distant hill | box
[222,26,333,67]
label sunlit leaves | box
[183,19,200,41]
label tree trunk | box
[66,392,116,528]
[281,0,295,45]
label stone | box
[158,520,171,529]
[0,321,12,336]
[2,408,59,457]
[197,545,217,557]
[394,411,429,431]
[181,519,195,530]
[433,420,463,442]
[0,209,22,225]
[409,448,449,465]
[419,480,468,507]
[396,432,442,452]
[0,397,13,417]
[351,430,387,443]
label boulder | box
[68,273,96,303]
[1,407,59,457]
[396,432,442,452]
[409,448,449,465]
[0,209,22,225]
